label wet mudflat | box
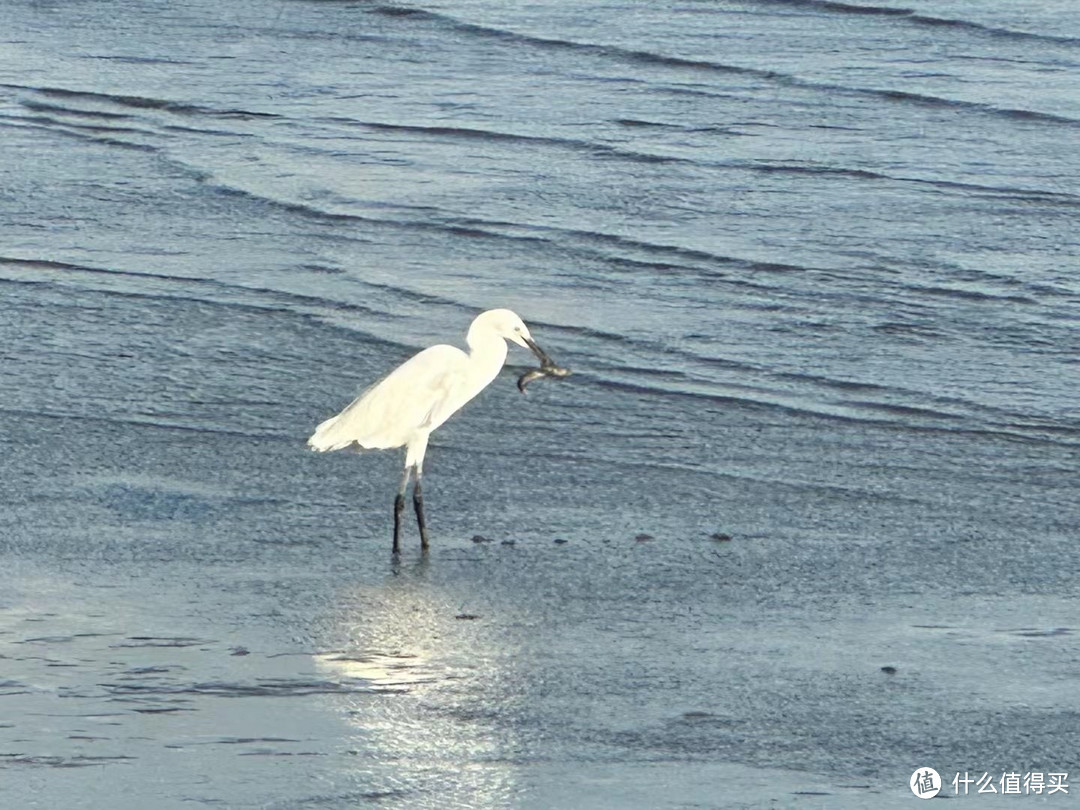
[2,286,1077,808]
[2,0,1080,807]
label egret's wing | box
[308,345,468,452]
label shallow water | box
[1,0,1079,807]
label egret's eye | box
[514,326,522,332]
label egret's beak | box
[523,336,552,366]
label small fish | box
[517,363,572,393]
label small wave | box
[766,0,910,17]
[835,399,966,421]
[19,100,133,120]
[101,678,374,698]
[342,118,689,165]
[0,256,388,336]
[17,114,153,140]
[753,0,1080,45]
[14,633,115,644]
[0,114,158,152]
[586,363,1080,449]
[903,283,1036,305]
[81,55,198,66]
[476,218,821,280]
[900,178,1080,209]
[0,755,135,769]
[369,4,428,17]
[747,162,886,182]
[614,118,688,130]
[365,5,779,78]
[776,373,892,394]
[197,737,304,745]
[1001,420,1080,440]
[1008,627,1073,638]
[3,82,279,121]
[186,173,777,282]
[0,680,30,696]
[360,119,541,144]
[111,636,209,648]
[363,8,1080,126]
[875,88,1080,127]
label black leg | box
[392,466,411,555]
[413,468,429,551]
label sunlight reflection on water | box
[315,567,522,808]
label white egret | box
[308,309,560,554]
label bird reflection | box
[315,563,520,808]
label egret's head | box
[474,308,549,362]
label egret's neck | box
[466,327,509,384]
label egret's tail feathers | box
[307,414,356,452]
[308,377,411,453]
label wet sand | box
[1,277,1077,807]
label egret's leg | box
[404,435,431,552]
[413,464,430,552]
[393,466,411,555]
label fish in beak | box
[518,337,572,393]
